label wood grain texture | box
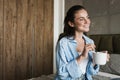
[34,0,44,77]
[0,0,3,79]
[34,0,53,77]
[42,0,53,75]
[15,0,29,79]
[1,0,53,79]
[3,0,17,79]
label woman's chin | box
[84,29,89,32]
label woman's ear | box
[68,21,74,27]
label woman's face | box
[73,9,91,32]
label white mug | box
[93,52,107,65]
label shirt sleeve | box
[87,61,100,75]
[85,61,100,80]
[86,39,100,75]
[56,41,82,79]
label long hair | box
[58,5,86,41]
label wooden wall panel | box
[24,0,36,79]
[15,0,29,79]
[42,0,53,75]
[0,0,3,79]
[34,0,44,77]
[34,0,53,77]
[0,0,53,79]
[3,0,17,80]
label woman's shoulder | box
[58,36,69,45]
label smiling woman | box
[72,9,91,33]
[55,5,100,80]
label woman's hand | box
[77,44,96,64]
[82,44,96,58]
[101,51,110,62]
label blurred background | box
[65,0,120,35]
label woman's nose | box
[84,18,90,24]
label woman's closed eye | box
[78,16,90,21]
[87,16,90,19]
[79,18,84,21]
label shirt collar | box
[68,36,77,43]
[68,34,90,44]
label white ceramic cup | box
[93,52,107,65]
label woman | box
[55,5,108,80]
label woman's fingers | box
[107,53,110,62]
[82,44,96,58]
[86,44,96,51]
[102,51,110,62]
[101,51,110,62]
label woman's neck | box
[74,31,83,40]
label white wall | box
[53,0,64,73]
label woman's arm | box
[86,40,100,75]
[56,42,83,79]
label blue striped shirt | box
[55,35,99,80]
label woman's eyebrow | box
[76,16,89,19]
[75,17,84,20]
